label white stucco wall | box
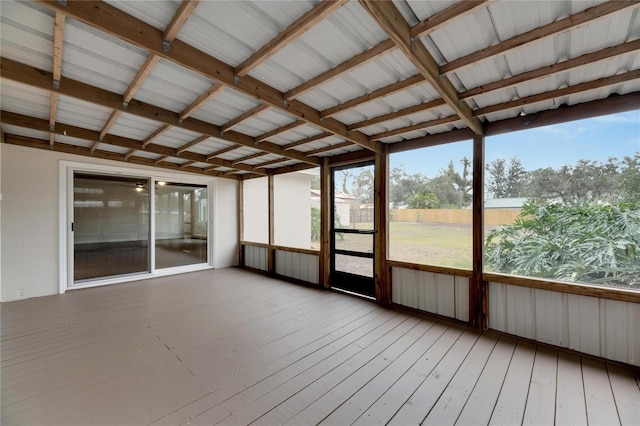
[273,172,311,250]
[0,144,239,302]
[242,177,269,243]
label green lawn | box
[338,222,473,270]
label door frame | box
[330,160,376,298]
[59,161,214,293]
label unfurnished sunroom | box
[1,0,639,425]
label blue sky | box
[390,110,640,178]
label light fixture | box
[157,181,166,186]
[135,183,144,192]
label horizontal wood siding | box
[391,267,469,322]
[489,282,640,366]
[243,245,268,271]
[275,249,319,285]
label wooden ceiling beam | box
[180,160,197,169]
[232,152,268,165]
[321,74,425,118]
[6,134,232,178]
[1,58,319,165]
[142,124,171,148]
[235,0,348,77]
[348,99,446,131]
[34,1,379,153]
[123,54,161,103]
[176,134,209,155]
[285,39,396,100]
[206,144,242,160]
[221,104,268,132]
[49,12,65,147]
[179,83,224,120]
[154,155,169,165]
[461,39,640,100]
[1,110,265,175]
[268,162,317,176]
[99,110,121,140]
[474,69,640,117]
[282,132,333,151]
[359,0,483,135]
[369,115,460,141]
[163,0,200,42]
[441,1,638,74]
[124,148,137,160]
[256,120,305,143]
[254,157,290,169]
[305,141,354,156]
[411,1,494,38]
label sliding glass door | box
[155,182,208,269]
[73,173,151,282]
[71,171,210,286]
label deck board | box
[1,268,638,426]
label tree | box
[616,153,640,202]
[486,157,526,198]
[486,158,508,198]
[407,192,439,209]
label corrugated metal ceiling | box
[0,0,638,179]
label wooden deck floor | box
[2,268,639,425]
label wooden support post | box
[268,174,275,274]
[471,133,486,329]
[238,179,244,266]
[319,157,331,289]
[374,146,390,304]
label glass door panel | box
[154,182,208,269]
[73,173,150,282]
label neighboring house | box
[484,197,528,209]
[311,190,360,227]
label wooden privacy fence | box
[390,208,521,226]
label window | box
[388,141,473,269]
[483,111,640,291]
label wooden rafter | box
[232,152,268,165]
[440,1,638,74]
[369,115,459,141]
[206,144,242,160]
[5,134,233,178]
[359,0,483,135]
[0,110,266,175]
[49,12,65,147]
[142,124,171,147]
[348,99,446,131]
[180,160,197,169]
[124,148,136,160]
[411,1,494,38]
[321,74,425,117]
[123,55,161,103]
[305,141,353,156]
[474,69,640,117]
[285,40,396,100]
[33,1,380,153]
[256,120,305,143]
[461,39,640,100]
[179,84,225,120]
[235,0,348,77]
[0,59,319,165]
[99,110,121,140]
[282,132,332,150]
[176,135,209,155]
[154,155,169,165]
[221,104,268,132]
[254,157,289,169]
[163,0,200,42]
